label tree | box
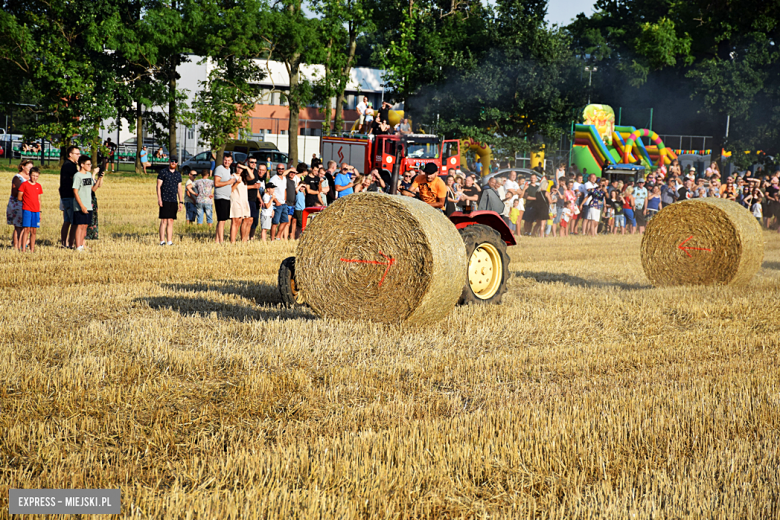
[192,0,267,161]
[264,0,321,164]
[0,0,124,163]
[313,0,374,133]
[192,57,264,161]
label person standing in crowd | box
[633,178,648,233]
[750,189,763,224]
[230,162,253,243]
[303,167,321,208]
[477,176,505,215]
[156,156,183,246]
[286,165,304,239]
[764,177,779,229]
[184,169,198,224]
[213,153,237,243]
[72,155,101,252]
[334,163,355,198]
[660,177,678,207]
[317,167,330,205]
[521,173,539,235]
[193,169,214,226]
[623,186,636,234]
[445,175,459,216]
[260,183,276,241]
[583,178,606,237]
[139,145,151,174]
[86,159,106,240]
[677,177,693,202]
[103,137,117,173]
[310,153,321,169]
[268,164,289,240]
[17,166,42,252]
[59,146,80,248]
[534,180,552,237]
[356,96,368,133]
[645,186,661,220]
[242,158,261,239]
[609,190,625,234]
[323,161,337,205]
[293,182,306,238]
[8,160,32,251]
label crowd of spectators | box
[7,152,780,250]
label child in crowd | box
[560,200,572,236]
[509,198,520,235]
[17,166,42,252]
[260,183,275,241]
[72,155,102,251]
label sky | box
[545,0,596,27]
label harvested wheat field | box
[1,170,780,519]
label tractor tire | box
[458,224,510,305]
[278,256,303,307]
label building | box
[102,57,390,161]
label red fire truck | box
[321,133,462,179]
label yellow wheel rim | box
[468,243,502,299]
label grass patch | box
[1,171,779,518]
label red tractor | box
[278,206,515,308]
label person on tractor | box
[405,162,447,210]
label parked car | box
[181,151,248,174]
[248,149,290,171]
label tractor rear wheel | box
[278,256,303,307]
[458,224,510,305]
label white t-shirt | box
[752,202,762,218]
[269,174,286,204]
[562,207,572,222]
[585,181,598,191]
[357,101,367,116]
[261,193,274,217]
[497,186,511,216]
[503,179,520,208]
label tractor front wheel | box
[278,256,303,307]
[458,224,510,305]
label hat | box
[637,178,645,183]
[689,166,696,171]
[265,182,276,189]
[169,155,178,163]
[423,162,439,175]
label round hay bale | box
[296,192,467,324]
[641,198,764,286]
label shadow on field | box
[516,271,649,291]
[161,280,279,305]
[141,294,313,321]
[763,261,780,271]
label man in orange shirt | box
[405,162,447,210]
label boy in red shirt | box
[17,167,43,252]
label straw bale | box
[295,192,467,323]
[641,198,763,286]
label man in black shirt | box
[156,156,183,245]
[677,177,693,201]
[457,175,480,211]
[303,168,321,207]
[310,154,321,169]
[59,145,80,248]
